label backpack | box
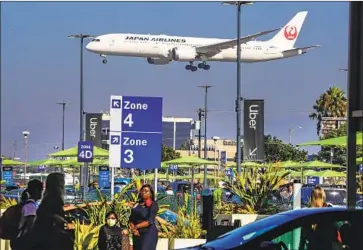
[0,200,34,239]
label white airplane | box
[86,11,320,72]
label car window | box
[269,215,358,250]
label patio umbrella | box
[48,146,109,158]
[297,132,362,147]
[357,157,362,164]
[1,158,25,165]
[227,161,265,168]
[28,158,63,166]
[281,160,343,169]
[271,161,300,168]
[314,170,346,178]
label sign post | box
[109,95,163,197]
[78,141,94,200]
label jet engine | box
[147,58,170,65]
[172,47,197,61]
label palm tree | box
[309,86,347,136]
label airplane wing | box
[283,45,321,53]
[195,28,280,58]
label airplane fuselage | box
[86,33,301,63]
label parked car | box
[180,207,363,249]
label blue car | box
[182,207,363,249]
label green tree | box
[161,144,181,162]
[234,135,308,163]
[309,86,347,136]
[264,135,308,163]
[317,123,363,165]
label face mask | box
[107,219,117,227]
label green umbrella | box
[290,170,319,177]
[162,156,218,166]
[267,170,292,177]
[297,132,362,146]
[357,157,362,164]
[161,163,191,169]
[281,160,343,169]
[272,161,301,168]
[227,161,265,168]
[315,170,346,178]
[28,158,63,166]
[60,158,83,166]
[48,146,109,158]
[1,158,24,165]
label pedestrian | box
[129,184,159,250]
[98,211,131,250]
[29,173,74,250]
[9,179,43,250]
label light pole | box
[289,126,302,144]
[212,136,220,178]
[222,1,254,176]
[68,34,93,194]
[199,85,213,187]
[22,131,30,184]
[57,102,68,151]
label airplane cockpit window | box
[91,39,100,42]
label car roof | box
[278,207,353,218]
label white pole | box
[154,168,158,195]
[111,167,115,198]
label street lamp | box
[222,1,254,176]
[199,85,214,188]
[57,102,68,151]
[68,34,93,194]
[22,130,30,184]
[289,126,302,144]
[212,136,220,163]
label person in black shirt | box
[98,211,129,250]
[129,184,159,250]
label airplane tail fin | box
[268,11,308,49]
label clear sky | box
[1,1,349,161]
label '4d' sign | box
[109,95,162,170]
[78,141,94,163]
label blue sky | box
[1,1,349,160]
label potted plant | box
[169,195,206,249]
[215,167,289,227]
[73,219,101,250]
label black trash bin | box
[201,188,214,240]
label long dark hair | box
[21,179,43,203]
[138,184,155,202]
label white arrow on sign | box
[249,148,257,156]
[113,100,120,108]
[112,136,119,144]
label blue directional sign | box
[99,166,110,188]
[109,95,163,170]
[225,168,232,177]
[77,141,94,163]
[3,166,13,185]
[307,176,320,185]
[168,165,178,173]
[220,151,227,164]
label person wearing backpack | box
[0,179,43,250]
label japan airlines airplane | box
[86,11,320,72]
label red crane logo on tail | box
[284,25,298,40]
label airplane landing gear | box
[100,54,107,64]
[198,62,210,70]
[185,61,197,72]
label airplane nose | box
[86,42,93,51]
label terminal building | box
[99,113,239,164]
